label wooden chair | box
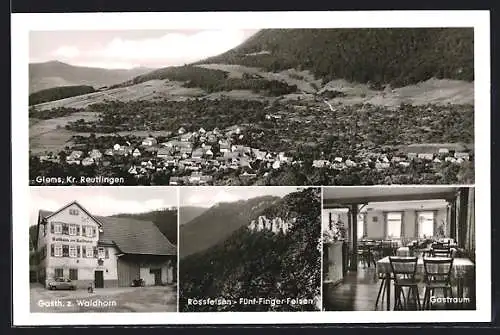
[431,248,452,258]
[389,256,421,310]
[422,257,454,310]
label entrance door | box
[94,270,104,288]
[150,269,162,285]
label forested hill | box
[29,85,96,106]
[111,209,178,244]
[197,28,474,88]
[179,188,321,312]
[29,61,152,93]
[179,206,208,226]
[180,195,281,258]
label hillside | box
[112,64,298,97]
[29,85,96,105]
[179,188,321,312]
[179,206,208,225]
[197,28,474,88]
[110,209,178,244]
[29,61,152,93]
[179,195,280,258]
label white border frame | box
[12,10,490,325]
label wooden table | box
[376,256,475,311]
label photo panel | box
[12,10,490,325]
[28,27,474,187]
[29,186,179,313]
[322,186,476,312]
[178,186,322,312]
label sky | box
[29,29,258,69]
[180,186,305,208]
[30,187,178,226]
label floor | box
[322,264,475,311]
[30,283,178,313]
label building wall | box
[45,245,119,288]
[37,203,122,289]
[364,207,447,240]
[118,255,176,287]
[36,202,177,289]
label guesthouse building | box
[34,201,177,289]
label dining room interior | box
[322,186,475,311]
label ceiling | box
[323,187,460,206]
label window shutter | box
[400,212,405,238]
[82,246,86,258]
[105,248,109,259]
[50,223,54,233]
[50,244,54,256]
[62,245,69,257]
[93,247,98,258]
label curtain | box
[466,188,475,256]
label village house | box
[407,152,418,160]
[192,148,204,159]
[169,177,181,186]
[128,166,138,174]
[438,148,450,154]
[313,160,330,168]
[399,161,411,168]
[418,153,434,161]
[157,147,172,160]
[220,143,231,153]
[454,152,470,160]
[132,148,141,157]
[202,148,213,158]
[345,159,357,167]
[68,150,84,160]
[34,201,177,289]
[141,137,158,147]
[81,157,95,167]
[88,149,103,161]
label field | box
[33,80,205,111]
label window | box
[357,214,365,240]
[62,245,69,257]
[54,245,63,257]
[98,247,105,259]
[86,246,94,258]
[69,269,78,280]
[40,245,47,260]
[69,225,77,236]
[54,223,62,234]
[69,245,77,258]
[386,212,402,239]
[85,226,93,238]
[69,208,79,216]
[43,225,46,237]
[54,268,63,278]
[418,211,435,238]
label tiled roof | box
[96,216,177,256]
[38,209,176,256]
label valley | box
[28,28,475,186]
